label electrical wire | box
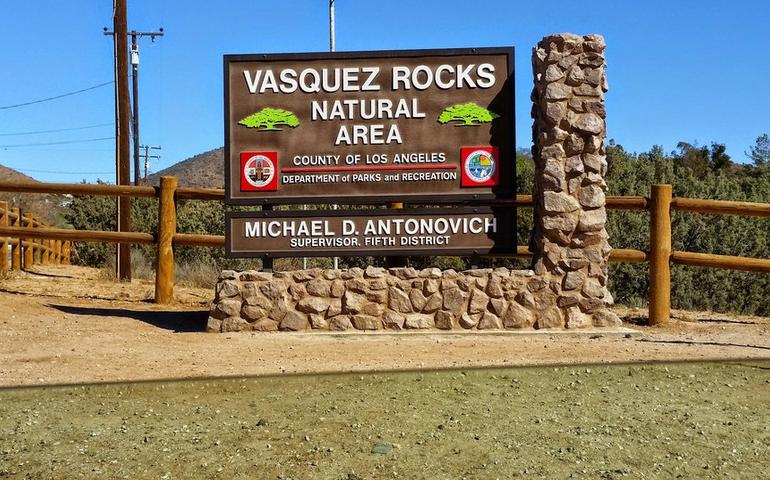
[0,148,113,152]
[3,167,114,175]
[0,137,114,148]
[0,122,114,137]
[0,81,114,110]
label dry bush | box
[130,250,154,280]
[175,260,220,289]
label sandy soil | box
[1,265,768,387]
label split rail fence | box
[0,178,768,325]
[0,200,72,272]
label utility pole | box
[129,29,163,185]
[329,0,336,52]
[105,0,163,280]
[141,144,161,180]
[111,0,132,281]
[131,33,140,186]
[330,0,338,271]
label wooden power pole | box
[114,0,132,281]
[105,1,163,279]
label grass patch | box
[0,361,768,479]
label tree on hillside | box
[708,143,731,171]
[673,141,731,177]
[674,142,710,178]
[238,107,300,131]
[747,133,770,168]
[437,102,498,126]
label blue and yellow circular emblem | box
[464,149,496,183]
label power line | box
[2,167,114,175]
[0,148,113,152]
[0,137,114,148]
[0,81,114,110]
[0,122,114,137]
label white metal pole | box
[330,0,339,270]
[330,0,336,52]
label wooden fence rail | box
[0,179,767,325]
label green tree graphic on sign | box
[238,107,300,131]
[437,102,499,126]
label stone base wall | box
[207,266,621,333]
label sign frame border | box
[225,207,518,258]
[223,46,516,205]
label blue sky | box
[1,0,768,183]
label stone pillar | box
[530,33,619,327]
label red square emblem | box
[461,146,499,187]
[240,151,278,192]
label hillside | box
[0,164,37,183]
[146,147,224,188]
[0,164,58,222]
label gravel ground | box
[0,266,769,387]
[1,266,769,479]
[0,361,768,479]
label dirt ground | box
[1,265,769,387]
[1,362,768,479]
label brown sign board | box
[224,48,514,205]
[226,208,516,258]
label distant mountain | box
[146,147,224,189]
[0,164,37,183]
[0,164,62,224]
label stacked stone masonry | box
[207,266,621,333]
[529,33,617,324]
[209,33,621,332]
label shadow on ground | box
[23,269,79,279]
[623,315,647,326]
[636,338,770,351]
[685,318,762,325]
[624,314,762,327]
[49,304,208,333]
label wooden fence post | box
[386,201,408,268]
[649,184,672,325]
[0,201,8,273]
[155,176,177,304]
[33,217,41,265]
[23,212,33,269]
[32,216,39,265]
[11,208,21,271]
[28,215,34,266]
[37,221,43,265]
[42,238,50,266]
[55,240,62,264]
[63,241,70,265]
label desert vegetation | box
[61,135,770,315]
